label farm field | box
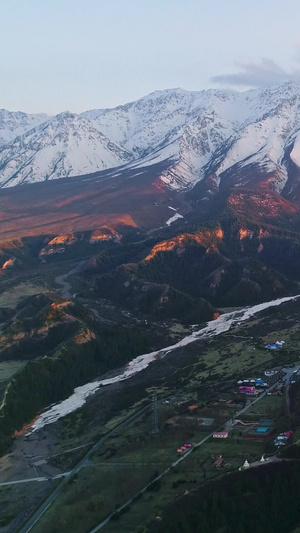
[30,378,285,533]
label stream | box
[54,261,87,299]
[29,294,300,433]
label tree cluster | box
[150,462,300,533]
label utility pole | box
[152,389,158,433]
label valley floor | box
[1,295,300,532]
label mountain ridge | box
[2,80,300,193]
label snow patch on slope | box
[166,212,184,226]
[290,132,300,167]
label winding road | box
[54,260,87,299]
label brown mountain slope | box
[0,162,188,244]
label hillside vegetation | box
[149,462,300,533]
[0,293,166,452]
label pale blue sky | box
[1,0,300,114]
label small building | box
[238,386,259,395]
[188,404,198,412]
[213,431,228,439]
[274,431,292,446]
[177,443,192,453]
[265,341,284,350]
[267,387,281,395]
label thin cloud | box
[211,58,300,87]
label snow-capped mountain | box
[0,112,133,187]
[2,80,300,193]
[206,93,300,188]
[0,109,49,146]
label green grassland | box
[0,282,47,309]
[0,361,25,383]
[248,394,284,416]
[30,384,284,533]
[0,481,54,530]
[0,361,25,401]
[31,464,153,533]
[170,302,300,393]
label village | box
[3,328,300,533]
[81,361,296,497]
[1,307,300,533]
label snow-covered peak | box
[3,81,300,191]
[83,87,246,163]
[204,93,300,194]
[0,113,133,187]
[0,109,49,146]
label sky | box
[1,0,300,114]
